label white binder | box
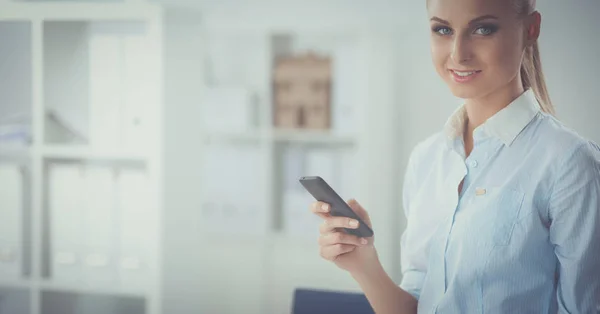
[49,164,85,284]
[88,23,157,152]
[0,164,23,280]
[81,166,117,287]
[88,30,123,150]
[116,168,153,292]
[121,32,154,152]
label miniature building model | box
[273,52,332,130]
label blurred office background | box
[0,0,598,313]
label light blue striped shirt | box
[399,89,600,313]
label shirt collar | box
[444,89,541,147]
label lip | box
[449,69,482,83]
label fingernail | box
[360,238,368,245]
[321,204,329,212]
[349,219,358,227]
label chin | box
[446,83,482,100]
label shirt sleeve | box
[399,147,426,301]
[548,141,600,313]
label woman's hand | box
[310,199,379,275]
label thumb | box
[347,199,372,228]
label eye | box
[432,26,453,36]
[474,25,498,35]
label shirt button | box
[469,160,478,168]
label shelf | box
[41,288,145,314]
[203,129,356,146]
[41,145,147,163]
[197,231,317,250]
[39,281,146,299]
[203,130,265,144]
[0,279,32,290]
[201,232,271,246]
[0,146,30,160]
[272,129,356,145]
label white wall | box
[536,0,600,144]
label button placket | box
[469,159,478,168]
[440,150,469,294]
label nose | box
[451,34,473,64]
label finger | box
[319,244,356,261]
[319,216,361,234]
[309,201,331,219]
[319,221,339,235]
[318,232,368,247]
[347,199,372,228]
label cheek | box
[430,38,450,73]
[482,37,524,78]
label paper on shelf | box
[0,124,30,147]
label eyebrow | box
[430,14,499,25]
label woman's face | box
[427,0,534,100]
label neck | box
[460,77,525,158]
[464,78,525,135]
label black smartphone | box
[298,176,374,238]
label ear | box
[526,11,542,44]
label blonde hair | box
[514,0,555,115]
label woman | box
[309,0,600,313]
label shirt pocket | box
[471,187,525,247]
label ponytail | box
[520,41,555,115]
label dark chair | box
[292,288,375,314]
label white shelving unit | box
[183,5,405,313]
[0,2,164,314]
[41,146,147,163]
